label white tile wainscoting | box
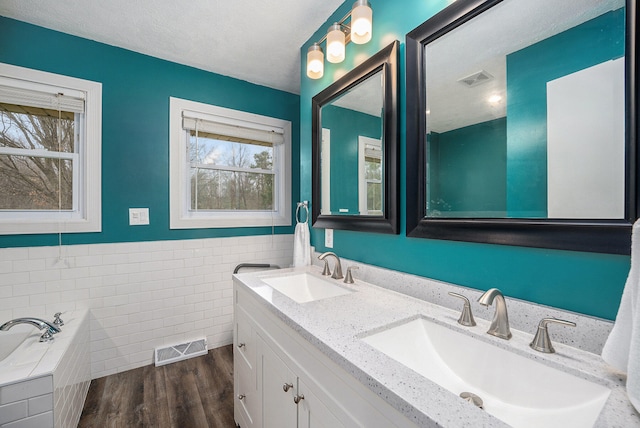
[0,376,53,428]
[0,235,293,379]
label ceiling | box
[425,0,624,133]
[333,70,383,117]
[0,0,345,94]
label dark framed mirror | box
[312,40,399,234]
[406,0,638,254]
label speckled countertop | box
[234,266,640,427]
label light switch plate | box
[129,208,150,225]
[325,229,333,248]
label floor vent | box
[154,338,208,367]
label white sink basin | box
[361,317,610,428]
[261,273,353,303]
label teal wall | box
[0,17,300,248]
[506,9,625,217]
[428,118,507,216]
[322,105,381,214]
[300,0,631,320]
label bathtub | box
[0,310,90,428]
[0,324,32,362]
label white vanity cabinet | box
[259,337,297,428]
[233,282,415,428]
[259,336,342,428]
[296,378,343,428]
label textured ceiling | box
[0,0,345,94]
[425,0,624,133]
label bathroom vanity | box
[233,266,640,427]
[233,273,413,427]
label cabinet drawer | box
[235,359,258,428]
[235,305,256,369]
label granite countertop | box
[234,266,640,427]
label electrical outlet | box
[129,208,150,225]
[325,228,333,248]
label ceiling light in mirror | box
[488,94,502,105]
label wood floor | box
[78,345,236,428]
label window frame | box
[0,63,102,235]
[169,97,292,229]
[358,136,383,215]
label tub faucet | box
[478,288,512,340]
[318,252,343,280]
[0,318,62,342]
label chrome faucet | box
[478,288,512,340]
[0,318,62,342]
[317,252,343,280]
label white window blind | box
[0,84,85,113]
[182,114,284,146]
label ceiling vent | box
[458,70,494,87]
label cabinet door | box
[235,305,256,370]
[235,353,259,428]
[297,378,343,428]
[234,305,259,428]
[260,336,297,428]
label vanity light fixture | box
[350,0,373,44]
[306,0,373,79]
[307,43,325,79]
[327,23,346,63]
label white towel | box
[602,220,640,412]
[292,221,311,267]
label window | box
[0,63,102,234]
[358,136,382,215]
[169,97,291,229]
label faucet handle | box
[344,266,359,284]
[321,259,331,276]
[53,312,64,327]
[448,292,477,327]
[530,318,576,353]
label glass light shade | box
[326,24,345,63]
[351,0,373,44]
[307,44,324,79]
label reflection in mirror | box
[312,40,399,234]
[320,70,383,217]
[405,0,637,254]
[426,0,625,219]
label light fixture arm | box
[315,21,351,46]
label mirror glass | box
[319,71,384,217]
[425,0,625,219]
[312,40,399,234]
[405,0,637,254]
